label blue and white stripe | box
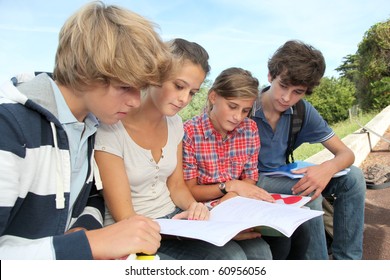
[0,74,104,259]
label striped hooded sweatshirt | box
[0,73,104,259]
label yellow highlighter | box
[127,253,160,260]
[136,253,159,260]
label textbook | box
[255,194,311,236]
[203,194,311,237]
[156,196,323,247]
[262,160,351,179]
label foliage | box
[178,79,211,122]
[337,18,390,111]
[336,54,359,81]
[370,76,390,109]
[306,77,356,124]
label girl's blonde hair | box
[53,1,173,90]
[207,67,259,113]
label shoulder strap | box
[286,99,305,164]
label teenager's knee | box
[342,166,367,196]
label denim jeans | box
[157,208,272,260]
[262,224,309,260]
[257,165,366,260]
[235,238,272,260]
[158,238,272,260]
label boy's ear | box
[267,72,273,83]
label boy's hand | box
[291,165,332,200]
[86,215,161,260]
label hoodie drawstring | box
[50,122,65,209]
[92,152,103,191]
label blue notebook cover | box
[263,161,350,179]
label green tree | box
[337,18,390,111]
[370,77,390,109]
[178,79,211,122]
[306,77,356,124]
[336,54,359,81]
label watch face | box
[219,183,227,194]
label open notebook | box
[157,196,322,246]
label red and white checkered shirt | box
[183,112,260,184]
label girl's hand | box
[233,180,275,202]
[233,228,262,241]
[172,202,210,220]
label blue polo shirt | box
[252,99,334,172]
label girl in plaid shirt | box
[183,67,311,260]
[182,67,275,259]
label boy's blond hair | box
[53,1,173,90]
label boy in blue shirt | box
[252,40,366,259]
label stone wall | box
[306,105,390,167]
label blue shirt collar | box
[50,80,99,129]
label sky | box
[0,0,389,85]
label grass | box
[294,111,379,160]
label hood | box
[0,73,59,120]
[0,73,66,209]
[0,76,29,105]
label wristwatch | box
[218,182,228,194]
